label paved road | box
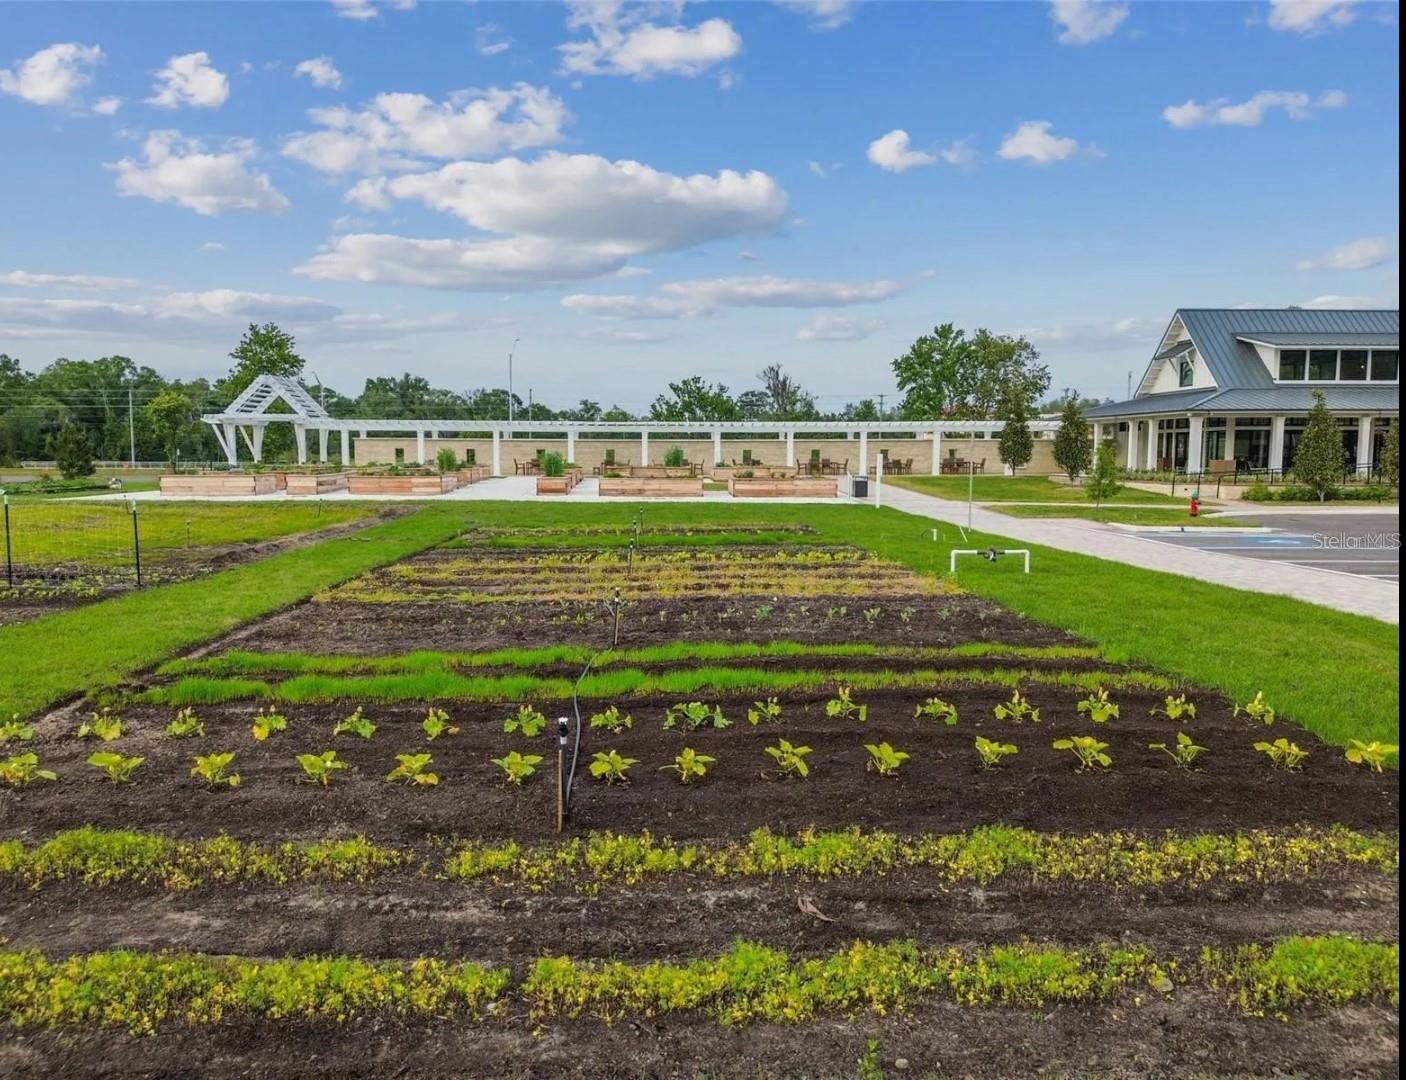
[1150,511,1399,582]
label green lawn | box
[887,475,1183,505]
[988,505,1242,527]
[1,501,1396,749]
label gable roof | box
[1085,384,1398,418]
[1235,332,1398,348]
[223,374,329,420]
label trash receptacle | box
[851,474,868,498]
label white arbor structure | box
[202,375,1059,473]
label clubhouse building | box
[1086,308,1399,476]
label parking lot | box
[1150,510,1400,581]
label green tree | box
[650,377,740,421]
[145,390,197,465]
[894,324,1050,420]
[217,323,304,401]
[47,422,96,479]
[1086,440,1121,506]
[758,363,817,419]
[1292,390,1344,501]
[892,323,970,419]
[1052,400,1092,483]
[996,393,1034,473]
[1379,418,1399,489]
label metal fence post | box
[3,493,12,589]
[130,500,143,587]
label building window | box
[1283,417,1308,471]
[1278,350,1306,380]
[1178,359,1194,387]
[1371,349,1399,381]
[1338,418,1359,469]
[1307,350,1338,380]
[1339,350,1369,380]
[1233,417,1271,471]
[1156,418,1190,469]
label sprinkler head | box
[557,716,569,747]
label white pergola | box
[203,375,1059,475]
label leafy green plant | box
[826,605,847,619]
[504,705,548,738]
[752,603,773,621]
[1343,740,1398,773]
[435,447,459,474]
[1052,736,1111,771]
[297,750,349,785]
[166,708,204,739]
[765,738,812,778]
[862,607,883,624]
[1234,692,1276,726]
[1153,694,1196,721]
[190,752,240,789]
[76,709,123,742]
[1254,738,1307,771]
[589,749,638,784]
[1076,688,1119,724]
[899,606,915,624]
[588,705,632,734]
[661,747,715,784]
[87,751,144,784]
[387,752,439,786]
[974,736,1018,770]
[541,452,566,478]
[664,701,729,731]
[0,752,57,788]
[914,697,958,725]
[747,698,783,725]
[993,690,1039,723]
[824,686,867,722]
[333,705,377,740]
[422,707,459,741]
[250,707,288,742]
[1149,731,1207,770]
[864,741,910,778]
[0,715,34,743]
[492,750,543,786]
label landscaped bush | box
[1243,481,1394,503]
[541,452,566,478]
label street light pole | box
[507,338,520,428]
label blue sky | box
[0,0,1398,409]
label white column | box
[931,431,942,475]
[294,424,308,465]
[640,430,649,465]
[784,430,795,467]
[1357,415,1375,474]
[1125,421,1139,469]
[712,429,722,466]
[858,430,868,476]
[222,422,238,466]
[491,429,502,476]
[340,429,350,465]
[251,425,266,463]
[566,428,576,464]
[415,430,426,466]
[317,428,329,464]
[1143,419,1158,470]
[1268,416,1287,474]
[1186,416,1204,474]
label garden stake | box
[129,500,143,587]
[555,716,568,833]
[2,493,11,589]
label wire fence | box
[1,496,144,594]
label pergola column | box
[857,430,868,476]
[491,429,502,476]
[640,430,649,465]
[1186,416,1204,474]
[566,428,577,464]
[340,429,350,465]
[294,424,308,465]
[221,422,238,465]
[784,430,795,467]
[1269,416,1287,474]
[1357,415,1376,473]
[415,430,426,466]
[712,428,722,466]
[317,428,329,464]
[931,430,942,474]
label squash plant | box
[1344,740,1398,773]
[974,736,1018,770]
[1152,694,1196,721]
[914,697,958,726]
[87,751,143,784]
[492,750,543,786]
[864,742,909,778]
[765,738,812,779]
[664,701,729,731]
[504,705,548,738]
[387,753,439,786]
[747,698,783,725]
[588,705,632,733]
[993,691,1039,723]
[1149,731,1206,770]
[1076,688,1119,724]
[250,707,288,742]
[422,708,459,741]
[0,752,57,788]
[191,752,240,789]
[0,716,34,743]
[1254,738,1307,771]
[166,708,204,739]
[824,687,867,723]
[76,709,123,742]
[589,750,638,784]
[333,706,377,740]
[1234,692,1276,726]
[660,747,714,784]
[1052,736,1111,771]
[297,750,349,785]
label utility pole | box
[507,338,520,427]
[128,387,136,468]
[877,393,886,420]
[528,388,533,418]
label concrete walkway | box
[880,486,1399,624]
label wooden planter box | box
[630,465,697,478]
[456,466,490,485]
[599,477,703,498]
[347,474,457,495]
[160,474,278,497]
[711,466,797,482]
[536,470,583,496]
[285,472,350,496]
[729,477,838,498]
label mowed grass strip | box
[886,475,1183,505]
[988,505,1244,527]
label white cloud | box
[1,270,140,289]
[147,52,230,109]
[562,293,701,319]
[773,1,859,31]
[560,2,742,79]
[1162,89,1347,128]
[0,290,339,335]
[562,275,903,321]
[111,131,290,216]
[0,43,102,106]
[796,315,887,341]
[476,24,512,56]
[937,138,978,167]
[330,0,378,19]
[807,160,840,178]
[1049,1,1129,45]
[996,120,1081,164]
[294,56,343,90]
[737,249,760,262]
[867,129,936,172]
[1296,236,1393,271]
[198,242,225,252]
[282,83,568,174]
[1301,293,1377,309]
[1267,0,1360,35]
[92,95,122,115]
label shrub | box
[663,445,686,468]
[1086,441,1121,505]
[48,422,96,479]
[435,447,459,474]
[541,452,566,478]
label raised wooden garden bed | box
[628,465,698,479]
[728,477,838,498]
[536,469,584,496]
[456,466,490,485]
[346,474,458,496]
[284,472,350,496]
[711,466,797,482]
[599,477,703,497]
[159,474,279,497]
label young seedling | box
[663,701,729,731]
[661,747,715,784]
[864,742,910,778]
[588,749,639,784]
[492,750,543,786]
[1052,736,1112,772]
[421,708,459,741]
[974,736,1018,770]
[825,687,867,723]
[1253,738,1307,771]
[87,751,144,784]
[250,707,288,742]
[1149,731,1207,770]
[588,705,632,734]
[333,706,377,740]
[1076,688,1119,724]
[0,752,57,788]
[76,709,123,742]
[747,698,783,725]
[0,715,34,743]
[1234,692,1276,726]
[899,607,915,624]
[993,690,1040,723]
[1343,740,1399,773]
[190,752,240,789]
[387,752,439,786]
[914,697,958,726]
[297,750,349,786]
[1152,694,1197,722]
[765,738,812,779]
[862,607,883,624]
[504,705,548,738]
[166,708,204,739]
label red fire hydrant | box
[1188,493,1200,517]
